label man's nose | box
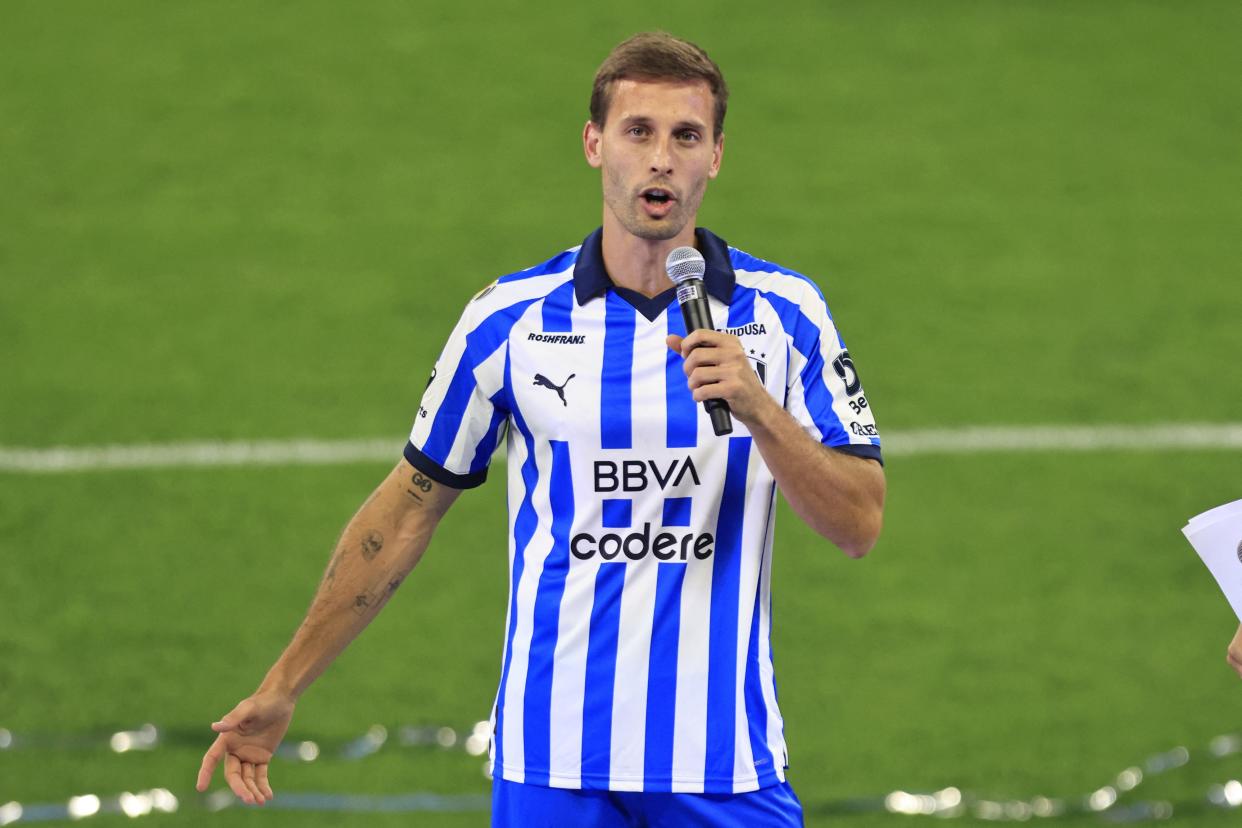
[649,136,674,176]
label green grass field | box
[3,1,1241,825]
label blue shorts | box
[491,777,804,827]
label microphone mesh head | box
[665,246,706,284]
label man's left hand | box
[667,330,776,424]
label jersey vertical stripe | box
[664,307,698,449]
[642,560,687,790]
[521,439,575,785]
[600,294,635,450]
[758,483,786,784]
[493,397,540,781]
[580,559,624,783]
[703,436,751,788]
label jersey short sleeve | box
[783,282,883,465]
[405,290,512,489]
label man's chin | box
[625,216,687,242]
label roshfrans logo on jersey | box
[572,523,714,562]
[528,332,586,344]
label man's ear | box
[709,133,725,179]
[583,120,603,169]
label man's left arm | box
[669,330,885,558]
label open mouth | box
[641,187,675,206]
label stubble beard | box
[626,213,684,241]
[604,185,694,242]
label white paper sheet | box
[1183,499,1242,621]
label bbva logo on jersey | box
[593,457,701,493]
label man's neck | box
[599,217,698,298]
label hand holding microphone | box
[665,246,733,436]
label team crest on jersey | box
[746,349,768,385]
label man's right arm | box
[195,458,460,804]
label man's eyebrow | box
[617,114,708,132]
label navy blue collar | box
[572,227,736,307]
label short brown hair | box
[590,32,728,140]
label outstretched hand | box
[196,692,295,805]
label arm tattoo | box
[352,590,378,616]
[324,550,343,590]
[406,471,434,502]
[360,530,384,561]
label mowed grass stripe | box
[2,423,1240,472]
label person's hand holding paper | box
[1182,499,1242,679]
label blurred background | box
[1,1,1239,825]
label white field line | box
[1,424,1241,474]
[882,423,1242,456]
[0,438,400,473]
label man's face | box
[583,79,724,242]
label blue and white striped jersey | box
[406,227,882,794]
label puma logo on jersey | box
[534,373,575,406]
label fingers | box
[222,753,270,806]
[674,329,738,357]
[685,367,731,399]
[666,334,684,353]
[257,763,275,800]
[241,761,266,805]
[199,735,272,806]
[223,753,254,804]
[195,737,225,792]
[681,346,733,376]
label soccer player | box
[197,32,885,826]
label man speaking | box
[198,31,886,826]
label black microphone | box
[666,246,733,436]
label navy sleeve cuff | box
[830,442,884,467]
[403,442,488,489]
